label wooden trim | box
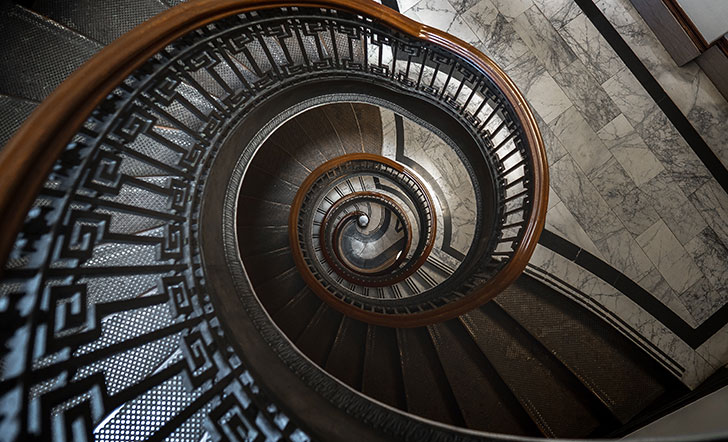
[0,0,547,311]
[662,0,709,50]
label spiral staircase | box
[0,0,714,441]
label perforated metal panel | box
[32,0,170,45]
[0,5,101,101]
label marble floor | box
[396,0,728,388]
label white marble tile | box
[546,201,603,259]
[512,5,577,75]
[532,0,580,30]
[399,0,421,13]
[636,220,704,294]
[685,71,728,169]
[408,0,480,47]
[635,109,712,196]
[488,0,532,21]
[461,0,531,69]
[685,227,728,292]
[380,108,397,159]
[597,114,663,186]
[677,278,728,325]
[533,111,568,164]
[401,118,476,255]
[587,155,660,238]
[506,53,571,124]
[560,13,623,85]
[549,154,623,243]
[447,0,477,14]
[601,67,656,129]
[641,171,707,245]
[654,61,702,116]
[697,323,728,373]
[615,190,662,238]
[548,185,562,211]
[595,0,675,72]
[552,58,621,131]
[550,106,612,176]
[638,268,699,328]
[690,180,728,251]
[595,228,654,281]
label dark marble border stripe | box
[574,0,728,195]
[526,265,685,377]
[540,229,728,349]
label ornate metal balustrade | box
[0,1,547,440]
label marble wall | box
[397,0,728,388]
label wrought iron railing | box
[0,1,547,440]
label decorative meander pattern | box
[0,4,545,440]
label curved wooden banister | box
[0,0,547,307]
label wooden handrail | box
[0,0,547,308]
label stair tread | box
[0,94,38,148]
[427,320,539,435]
[266,118,329,171]
[325,317,368,390]
[461,305,603,438]
[239,166,298,206]
[361,325,406,410]
[236,196,290,228]
[254,267,306,315]
[272,287,321,341]
[352,103,384,155]
[0,5,102,102]
[242,247,295,287]
[495,275,667,423]
[396,327,464,426]
[293,107,348,161]
[296,304,343,367]
[238,226,290,259]
[321,103,370,155]
[31,0,169,45]
[249,144,310,188]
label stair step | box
[238,226,290,259]
[292,107,348,160]
[236,196,290,228]
[325,317,368,390]
[361,325,406,410]
[295,304,343,366]
[255,268,306,315]
[0,94,38,148]
[495,276,667,423]
[0,5,102,102]
[272,288,321,341]
[266,118,329,171]
[427,320,538,435]
[396,327,465,426]
[249,145,310,188]
[242,247,295,287]
[240,166,298,206]
[31,0,169,45]
[461,305,603,438]
[321,103,371,155]
[352,103,384,155]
